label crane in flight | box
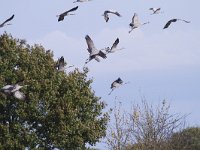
[85,35,107,64]
[1,80,23,94]
[102,10,121,22]
[57,6,78,22]
[56,56,74,71]
[105,38,125,54]
[0,14,14,28]
[163,18,190,29]
[1,80,26,100]
[149,8,162,15]
[129,13,149,33]
[108,78,130,95]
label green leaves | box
[0,33,108,149]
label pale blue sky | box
[1,0,200,149]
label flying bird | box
[56,56,74,71]
[163,19,190,29]
[129,13,149,33]
[1,80,26,100]
[149,8,162,15]
[57,6,78,22]
[56,56,65,71]
[108,78,130,95]
[73,0,92,3]
[105,38,125,54]
[85,35,107,64]
[0,14,14,28]
[108,78,123,95]
[1,80,23,94]
[102,10,121,22]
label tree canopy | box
[169,127,200,150]
[0,33,109,149]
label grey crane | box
[163,19,190,29]
[102,10,121,22]
[85,35,107,64]
[0,14,14,28]
[149,8,162,15]
[108,78,130,95]
[56,56,65,71]
[1,80,26,100]
[56,56,74,71]
[57,6,78,22]
[1,80,23,94]
[129,13,149,33]
[73,0,92,3]
[105,38,125,54]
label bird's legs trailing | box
[108,89,114,95]
[142,21,150,26]
[178,19,190,23]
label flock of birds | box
[0,1,191,100]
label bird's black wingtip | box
[85,35,90,39]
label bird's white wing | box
[13,91,25,100]
[132,13,140,27]
[1,85,14,90]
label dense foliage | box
[0,33,108,149]
[170,127,200,150]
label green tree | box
[0,33,109,149]
[169,127,200,150]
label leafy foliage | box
[0,33,108,149]
[169,127,200,150]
